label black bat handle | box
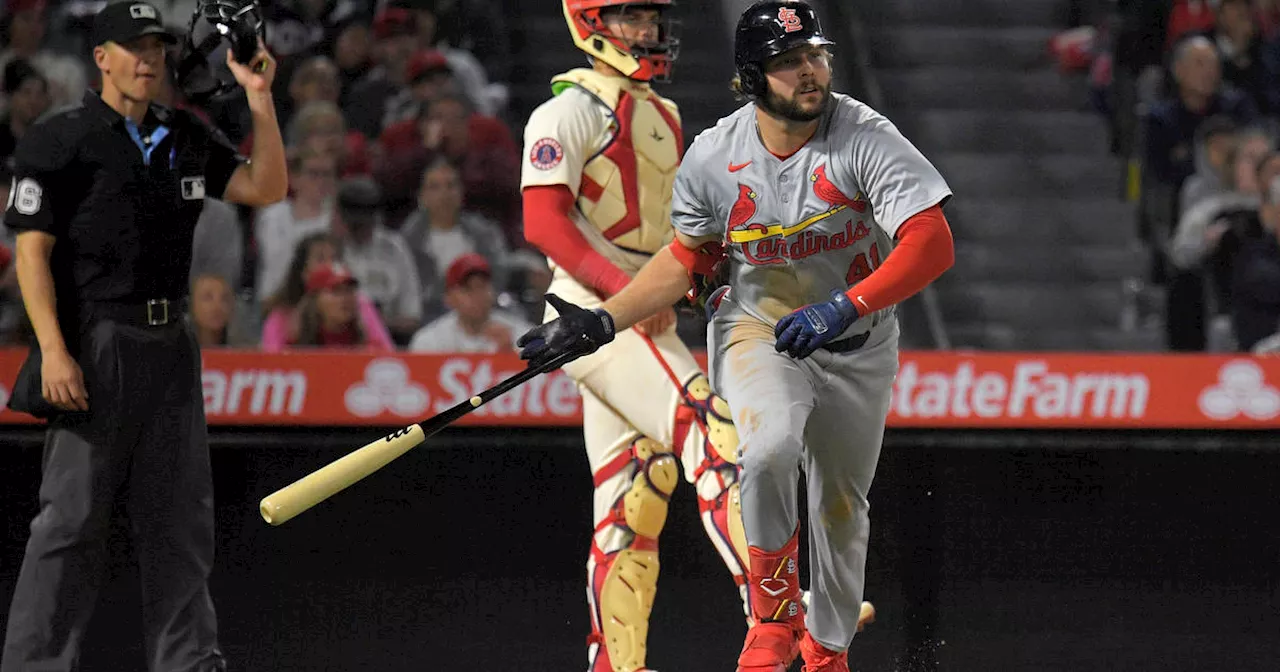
[416,351,580,438]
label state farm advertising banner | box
[0,349,1275,429]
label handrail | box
[817,1,953,350]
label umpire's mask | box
[174,0,267,103]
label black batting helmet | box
[734,0,835,100]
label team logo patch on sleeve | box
[529,138,564,171]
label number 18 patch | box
[529,137,563,171]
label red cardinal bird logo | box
[810,164,867,213]
[728,184,761,231]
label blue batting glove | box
[773,290,860,359]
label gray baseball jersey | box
[675,93,952,652]
[672,92,952,338]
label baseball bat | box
[258,351,577,526]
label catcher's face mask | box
[174,0,266,102]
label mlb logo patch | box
[130,4,158,19]
[180,176,205,201]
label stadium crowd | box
[1084,0,1280,353]
[0,0,552,354]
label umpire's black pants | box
[1,311,225,672]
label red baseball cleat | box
[799,630,849,672]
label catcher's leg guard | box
[677,374,751,620]
[737,527,805,672]
[586,437,678,672]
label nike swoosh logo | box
[729,161,752,172]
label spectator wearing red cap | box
[343,7,421,138]
[260,232,395,351]
[408,252,532,353]
[286,260,389,348]
[385,0,506,117]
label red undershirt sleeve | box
[844,204,954,316]
[522,184,634,298]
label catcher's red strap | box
[667,236,725,276]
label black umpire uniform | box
[1,4,250,672]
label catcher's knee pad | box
[683,373,740,466]
[588,437,678,672]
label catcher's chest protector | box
[552,68,684,255]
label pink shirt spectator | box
[260,292,395,351]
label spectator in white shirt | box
[254,147,337,300]
[409,253,532,353]
[334,176,424,343]
[399,156,509,321]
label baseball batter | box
[518,2,955,671]
[519,3,756,671]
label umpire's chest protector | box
[551,68,684,254]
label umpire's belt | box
[87,298,183,327]
[821,330,870,354]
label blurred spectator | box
[283,55,342,128]
[289,261,392,349]
[0,0,88,114]
[264,0,361,59]
[1171,124,1272,270]
[431,0,513,83]
[328,14,373,102]
[1179,115,1242,209]
[343,6,419,138]
[191,197,245,292]
[255,146,338,298]
[399,156,509,321]
[1146,35,1258,191]
[386,0,505,116]
[284,100,372,176]
[0,58,50,161]
[0,161,17,343]
[332,176,423,342]
[382,48,453,131]
[188,273,257,348]
[1212,0,1275,114]
[1143,35,1260,350]
[377,91,520,234]
[1229,173,1280,349]
[260,232,396,351]
[407,253,532,353]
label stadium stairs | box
[859,0,1163,351]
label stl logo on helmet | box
[777,7,803,33]
[529,137,564,171]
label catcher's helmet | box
[734,0,834,100]
[174,0,266,103]
[562,0,681,82]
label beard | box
[760,83,832,122]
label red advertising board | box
[0,349,1276,429]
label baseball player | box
[519,2,756,670]
[517,1,955,670]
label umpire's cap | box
[734,0,834,100]
[92,1,178,47]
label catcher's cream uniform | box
[521,67,750,672]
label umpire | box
[1,2,286,671]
